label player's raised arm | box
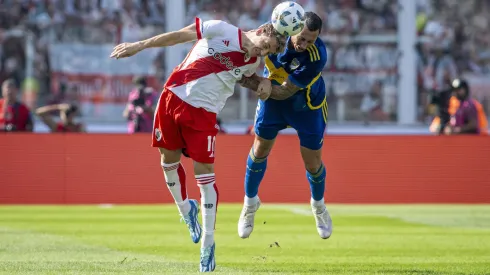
[238,74,262,89]
[238,74,300,100]
[110,23,198,59]
[269,79,301,100]
[238,74,272,100]
[139,23,198,48]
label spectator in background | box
[0,78,33,132]
[1,57,24,88]
[360,80,389,124]
[35,103,85,132]
[123,76,157,133]
[152,50,166,88]
[425,40,458,134]
[444,79,487,135]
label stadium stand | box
[0,0,489,127]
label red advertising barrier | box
[1,134,489,204]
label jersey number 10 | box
[207,136,216,157]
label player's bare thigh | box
[252,134,276,158]
[300,146,322,173]
[158,148,182,164]
[194,162,214,175]
[159,147,214,175]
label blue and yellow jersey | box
[263,36,327,110]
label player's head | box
[451,78,470,100]
[246,23,287,57]
[290,12,322,52]
[1,79,18,101]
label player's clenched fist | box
[110,42,142,59]
[256,79,271,100]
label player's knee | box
[253,135,274,158]
[194,161,214,175]
[253,146,270,159]
[158,148,182,164]
[300,147,322,174]
[304,161,322,174]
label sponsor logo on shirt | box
[208,48,241,76]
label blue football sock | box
[244,148,267,198]
[306,163,326,201]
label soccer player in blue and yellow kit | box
[236,12,332,239]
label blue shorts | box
[254,98,328,150]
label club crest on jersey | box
[290,58,300,70]
[154,128,162,141]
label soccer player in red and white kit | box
[110,18,286,272]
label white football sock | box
[311,197,325,213]
[196,173,219,248]
[162,162,190,215]
[244,195,259,206]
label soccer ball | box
[271,1,306,36]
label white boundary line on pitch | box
[265,204,313,216]
[289,208,312,216]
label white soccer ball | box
[271,1,306,36]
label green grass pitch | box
[0,204,489,274]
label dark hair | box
[451,78,470,97]
[65,105,79,117]
[305,12,323,34]
[451,78,469,90]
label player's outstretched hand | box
[257,79,272,100]
[110,42,142,59]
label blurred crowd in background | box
[1,0,490,133]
